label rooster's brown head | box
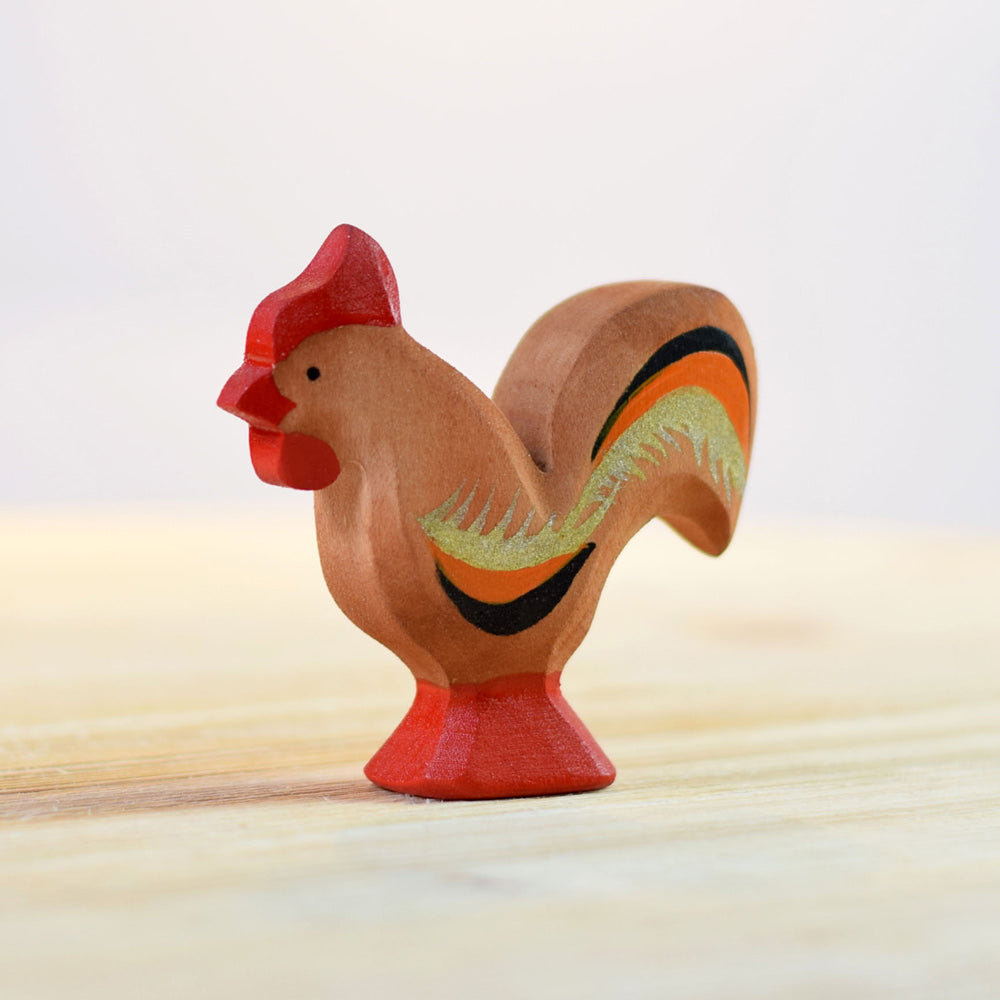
[218,225,400,490]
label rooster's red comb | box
[245,224,401,364]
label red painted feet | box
[364,672,615,800]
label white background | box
[2,0,998,526]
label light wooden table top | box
[1,510,998,999]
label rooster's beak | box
[217,361,294,430]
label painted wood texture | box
[218,225,757,798]
[1,513,998,999]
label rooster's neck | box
[318,328,546,525]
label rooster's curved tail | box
[493,281,756,559]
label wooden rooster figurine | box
[219,225,756,800]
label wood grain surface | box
[1,511,998,999]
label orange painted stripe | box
[594,352,750,465]
[429,542,579,605]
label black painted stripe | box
[437,544,596,636]
[591,326,750,461]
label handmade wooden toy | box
[219,225,756,800]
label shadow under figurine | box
[219,225,756,800]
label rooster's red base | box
[219,224,756,800]
[364,672,615,799]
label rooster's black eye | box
[306,366,321,381]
